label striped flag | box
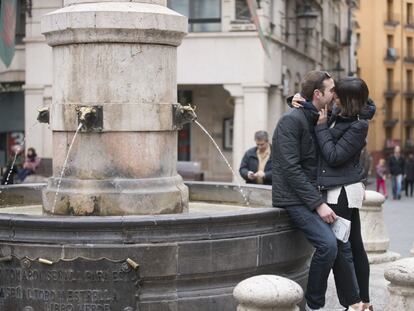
[246,0,270,56]
[0,0,17,67]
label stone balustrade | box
[233,275,303,311]
[385,258,414,310]
[360,190,400,263]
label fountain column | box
[41,0,189,215]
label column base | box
[42,175,188,215]
[368,251,401,264]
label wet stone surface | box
[0,256,140,311]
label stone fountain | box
[0,1,312,310]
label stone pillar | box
[360,190,400,263]
[384,258,414,310]
[41,0,189,215]
[233,275,303,311]
[243,84,269,152]
[223,84,244,182]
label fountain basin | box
[0,182,312,311]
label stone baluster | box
[360,190,400,263]
[384,258,414,310]
[233,275,303,311]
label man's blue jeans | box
[285,205,360,309]
[391,174,403,199]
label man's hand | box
[317,104,328,125]
[315,203,337,224]
[255,170,265,178]
[247,171,256,180]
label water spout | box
[76,106,103,131]
[37,107,50,124]
[173,103,197,130]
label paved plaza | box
[325,179,414,310]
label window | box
[408,3,413,25]
[408,37,413,57]
[386,98,394,119]
[168,0,221,32]
[387,68,394,89]
[408,70,413,90]
[177,90,192,161]
[387,0,394,21]
[407,98,413,118]
[387,35,394,48]
[235,0,251,21]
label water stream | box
[52,123,83,213]
[195,121,249,205]
[2,122,39,186]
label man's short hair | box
[254,130,268,141]
[301,70,332,101]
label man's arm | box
[239,152,250,181]
[274,115,323,210]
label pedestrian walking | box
[388,146,405,200]
[405,154,414,197]
[376,158,388,198]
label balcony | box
[405,118,414,126]
[383,111,399,127]
[404,85,414,98]
[404,54,414,63]
[384,82,399,98]
[384,13,400,27]
[406,139,414,149]
[385,139,401,149]
[385,47,399,62]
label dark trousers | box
[405,180,414,197]
[285,205,360,309]
[329,187,370,304]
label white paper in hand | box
[330,216,351,243]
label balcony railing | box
[406,139,414,149]
[385,47,399,61]
[404,86,414,98]
[404,54,414,63]
[404,118,414,126]
[383,111,400,127]
[384,82,399,98]
[384,13,400,26]
[385,139,401,149]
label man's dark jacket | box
[388,155,405,175]
[239,147,272,185]
[272,104,323,210]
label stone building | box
[0,0,356,181]
[356,0,414,163]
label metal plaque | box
[0,256,139,311]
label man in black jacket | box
[239,130,272,185]
[272,71,359,311]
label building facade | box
[356,0,414,163]
[0,0,355,181]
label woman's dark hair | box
[335,77,369,117]
[27,147,37,161]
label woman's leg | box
[350,208,370,303]
[330,188,361,308]
[376,179,380,192]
